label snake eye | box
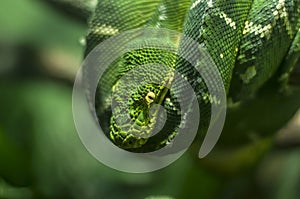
[145,91,156,104]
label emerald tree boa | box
[81,0,300,154]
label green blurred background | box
[0,0,300,198]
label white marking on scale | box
[94,24,119,35]
[278,0,293,37]
[88,0,97,8]
[219,12,236,29]
[207,0,213,8]
[243,0,293,38]
[243,20,272,39]
[190,0,203,10]
[158,4,167,21]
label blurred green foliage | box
[0,0,299,199]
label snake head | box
[109,78,174,150]
[94,45,182,152]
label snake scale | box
[83,0,300,152]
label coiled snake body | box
[84,0,300,152]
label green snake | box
[83,0,300,152]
